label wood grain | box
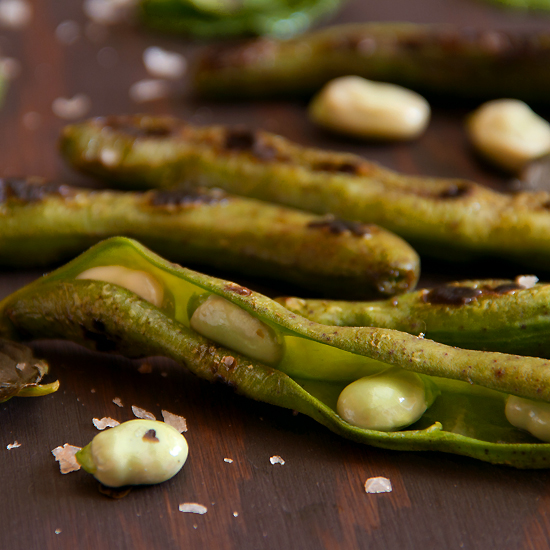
[1,0,550,549]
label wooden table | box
[1,1,550,548]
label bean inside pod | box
[3,237,550,467]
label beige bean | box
[467,99,550,173]
[337,368,430,431]
[505,395,550,442]
[308,76,430,140]
[190,294,283,366]
[76,265,164,307]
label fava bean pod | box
[61,116,550,269]
[2,237,550,467]
[0,178,418,299]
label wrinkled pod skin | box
[194,22,550,101]
[2,238,550,467]
[61,115,550,270]
[0,177,418,299]
[277,277,550,358]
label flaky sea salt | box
[55,20,80,45]
[52,94,91,120]
[132,405,156,420]
[269,455,285,465]
[6,441,21,450]
[516,275,538,289]
[92,417,120,430]
[143,47,186,80]
[179,503,207,515]
[52,444,82,474]
[224,458,233,463]
[113,397,123,407]
[162,409,187,432]
[129,79,170,103]
[364,476,392,494]
[0,0,32,29]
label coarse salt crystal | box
[132,405,156,420]
[224,458,233,463]
[54,529,62,535]
[0,57,20,79]
[92,416,120,430]
[143,46,186,80]
[269,455,285,465]
[233,511,239,517]
[6,441,21,449]
[52,94,91,120]
[99,147,120,167]
[179,503,207,515]
[364,476,392,494]
[129,79,170,103]
[161,409,187,432]
[113,397,123,407]
[0,0,32,29]
[55,20,80,45]
[52,444,82,474]
[516,275,538,289]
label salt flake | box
[143,47,186,80]
[516,275,538,289]
[0,0,32,29]
[269,455,285,465]
[129,79,170,103]
[132,405,156,420]
[52,444,82,474]
[364,476,392,494]
[93,417,120,430]
[224,458,233,463]
[7,441,21,449]
[179,503,207,515]
[113,397,123,407]
[52,94,91,120]
[161,409,187,432]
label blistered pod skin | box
[505,396,550,443]
[309,76,431,140]
[190,294,284,366]
[337,368,436,431]
[76,266,164,308]
[76,419,188,487]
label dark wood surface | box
[2,1,550,549]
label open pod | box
[2,237,550,468]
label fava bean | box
[76,419,188,487]
[505,396,550,443]
[467,99,550,173]
[309,76,430,140]
[2,237,550,467]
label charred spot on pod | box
[150,187,227,208]
[224,283,252,296]
[101,116,177,139]
[223,128,278,161]
[491,283,524,294]
[312,160,371,176]
[307,218,373,237]
[438,183,472,199]
[0,177,72,203]
[80,319,119,353]
[424,285,483,305]
[142,429,159,443]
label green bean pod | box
[61,115,550,269]
[139,0,344,38]
[3,237,550,467]
[194,22,550,100]
[277,277,550,358]
[0,177,418,299]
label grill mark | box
[424,281,527,305]
[223,128,278,161]
[150,188,227,207]
[307,218,373,236]
[312,160,372,176]
[438,183,473,199]
[101,116,177,138]
[0,178,72,203]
